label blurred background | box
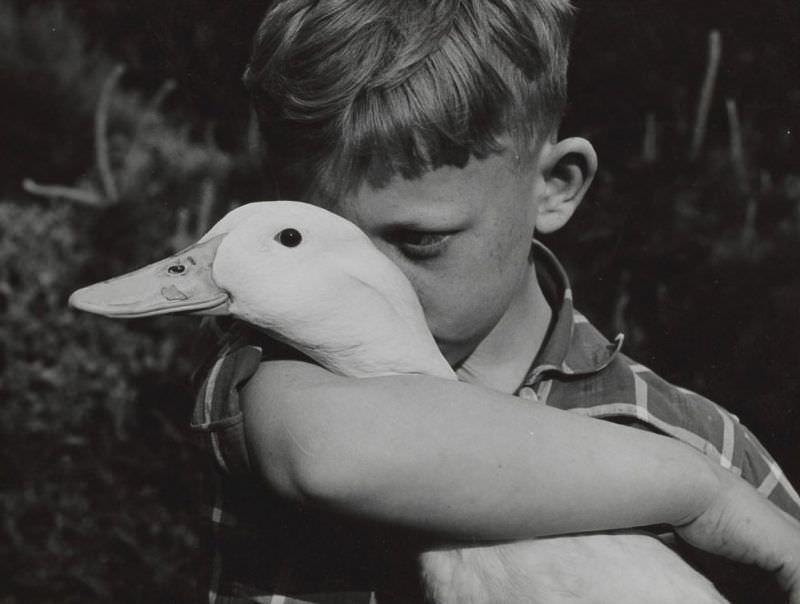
[1,1,798,602]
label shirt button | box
[518,386,538,402]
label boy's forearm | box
[242,360,718,539]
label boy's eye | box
[388,229,453,260]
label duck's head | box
[70,201,452,377]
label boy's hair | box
[244,0,575,205]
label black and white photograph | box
[2,1,800,602]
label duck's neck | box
[248,286,456,381]
[277,313,456,380]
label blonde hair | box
[244,0,575,204]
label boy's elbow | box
[283,438,368,507]
[263,421,378,510]
[241,373,376,507]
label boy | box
[193,1,800,602]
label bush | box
[0,201,208,603]
[0,2,112,191]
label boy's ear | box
[534,137,597,234]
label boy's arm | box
[242,359,800,596]
[244,359,712,533]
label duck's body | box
[70,200,725,603]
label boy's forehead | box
[336,149,529,226]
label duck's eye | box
[277,228,303,247]
[167,264,186,275]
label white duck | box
[70,200,727,604]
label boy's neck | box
[456,263,552,394]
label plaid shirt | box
[192,243,800,603]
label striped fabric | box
[525,246,800,518]
[192,242,800,604]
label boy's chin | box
[436,336,483,367]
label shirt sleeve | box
[619,359,800,521]
[645,378,800,521]
[191,345,264,476]
[550,352,800,521]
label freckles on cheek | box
[487,226,529,279]
[487,237,508,273]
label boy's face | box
[333,149,546,364]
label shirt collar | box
[523,241,624,386]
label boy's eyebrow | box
[372,210,474,234]
[381,221,461,233]
[361,197,474,229]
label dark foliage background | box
[1,1,798,602]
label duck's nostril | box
[168,264,186,275]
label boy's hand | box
[676,466,800,602]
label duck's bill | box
[69,235,231,318]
